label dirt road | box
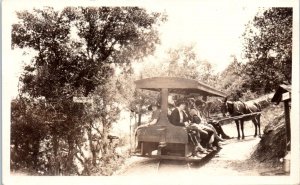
[117,124,283,176]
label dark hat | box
[195,99,205,107]
[176,99,188,107]
[148,102,160,111]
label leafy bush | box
[251,104,286,164]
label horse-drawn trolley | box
[133,77,226,161]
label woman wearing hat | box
[147,102,161,126]
[193,99,232,140]
[186,99,222,150]
[133,102,161,153]
[188,99,233,151]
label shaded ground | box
[190,136,284,176]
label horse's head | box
[220,97,233,117]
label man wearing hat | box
[169,99,209,154]
[169,99,190,127]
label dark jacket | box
[169,108,190,126]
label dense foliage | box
[242,8,292,93]
[11,6,165,175]
[217,8,293,101]
[140,44,219,84]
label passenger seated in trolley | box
[134,102,161,153]
[187,99,225,151]
[168,99,210,156]
[192,99,232,139]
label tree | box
[11,6,165,175]
[127,44,221,119]
[165,44,219,86]
[217,55,246,99]
[243,8,292,93]
[74,77,122,175]
[12,7,165,98]
[11,97,48,171]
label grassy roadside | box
[251,103,287,174]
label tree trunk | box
[87,122,97,166]
[52,129,59,175]
[66,135,75,175]
[102,118,109,155]
[32,139,40,170]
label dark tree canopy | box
[243,8,292,93]
[12,7,165,99]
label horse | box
[220,97,262,139]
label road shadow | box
[189,150,219,168]
[229,159,289,176]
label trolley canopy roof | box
[135,77,226,97]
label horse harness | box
[228,101,252,115]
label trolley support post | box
[161,88,169,122]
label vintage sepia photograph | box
[2,0,299,184]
